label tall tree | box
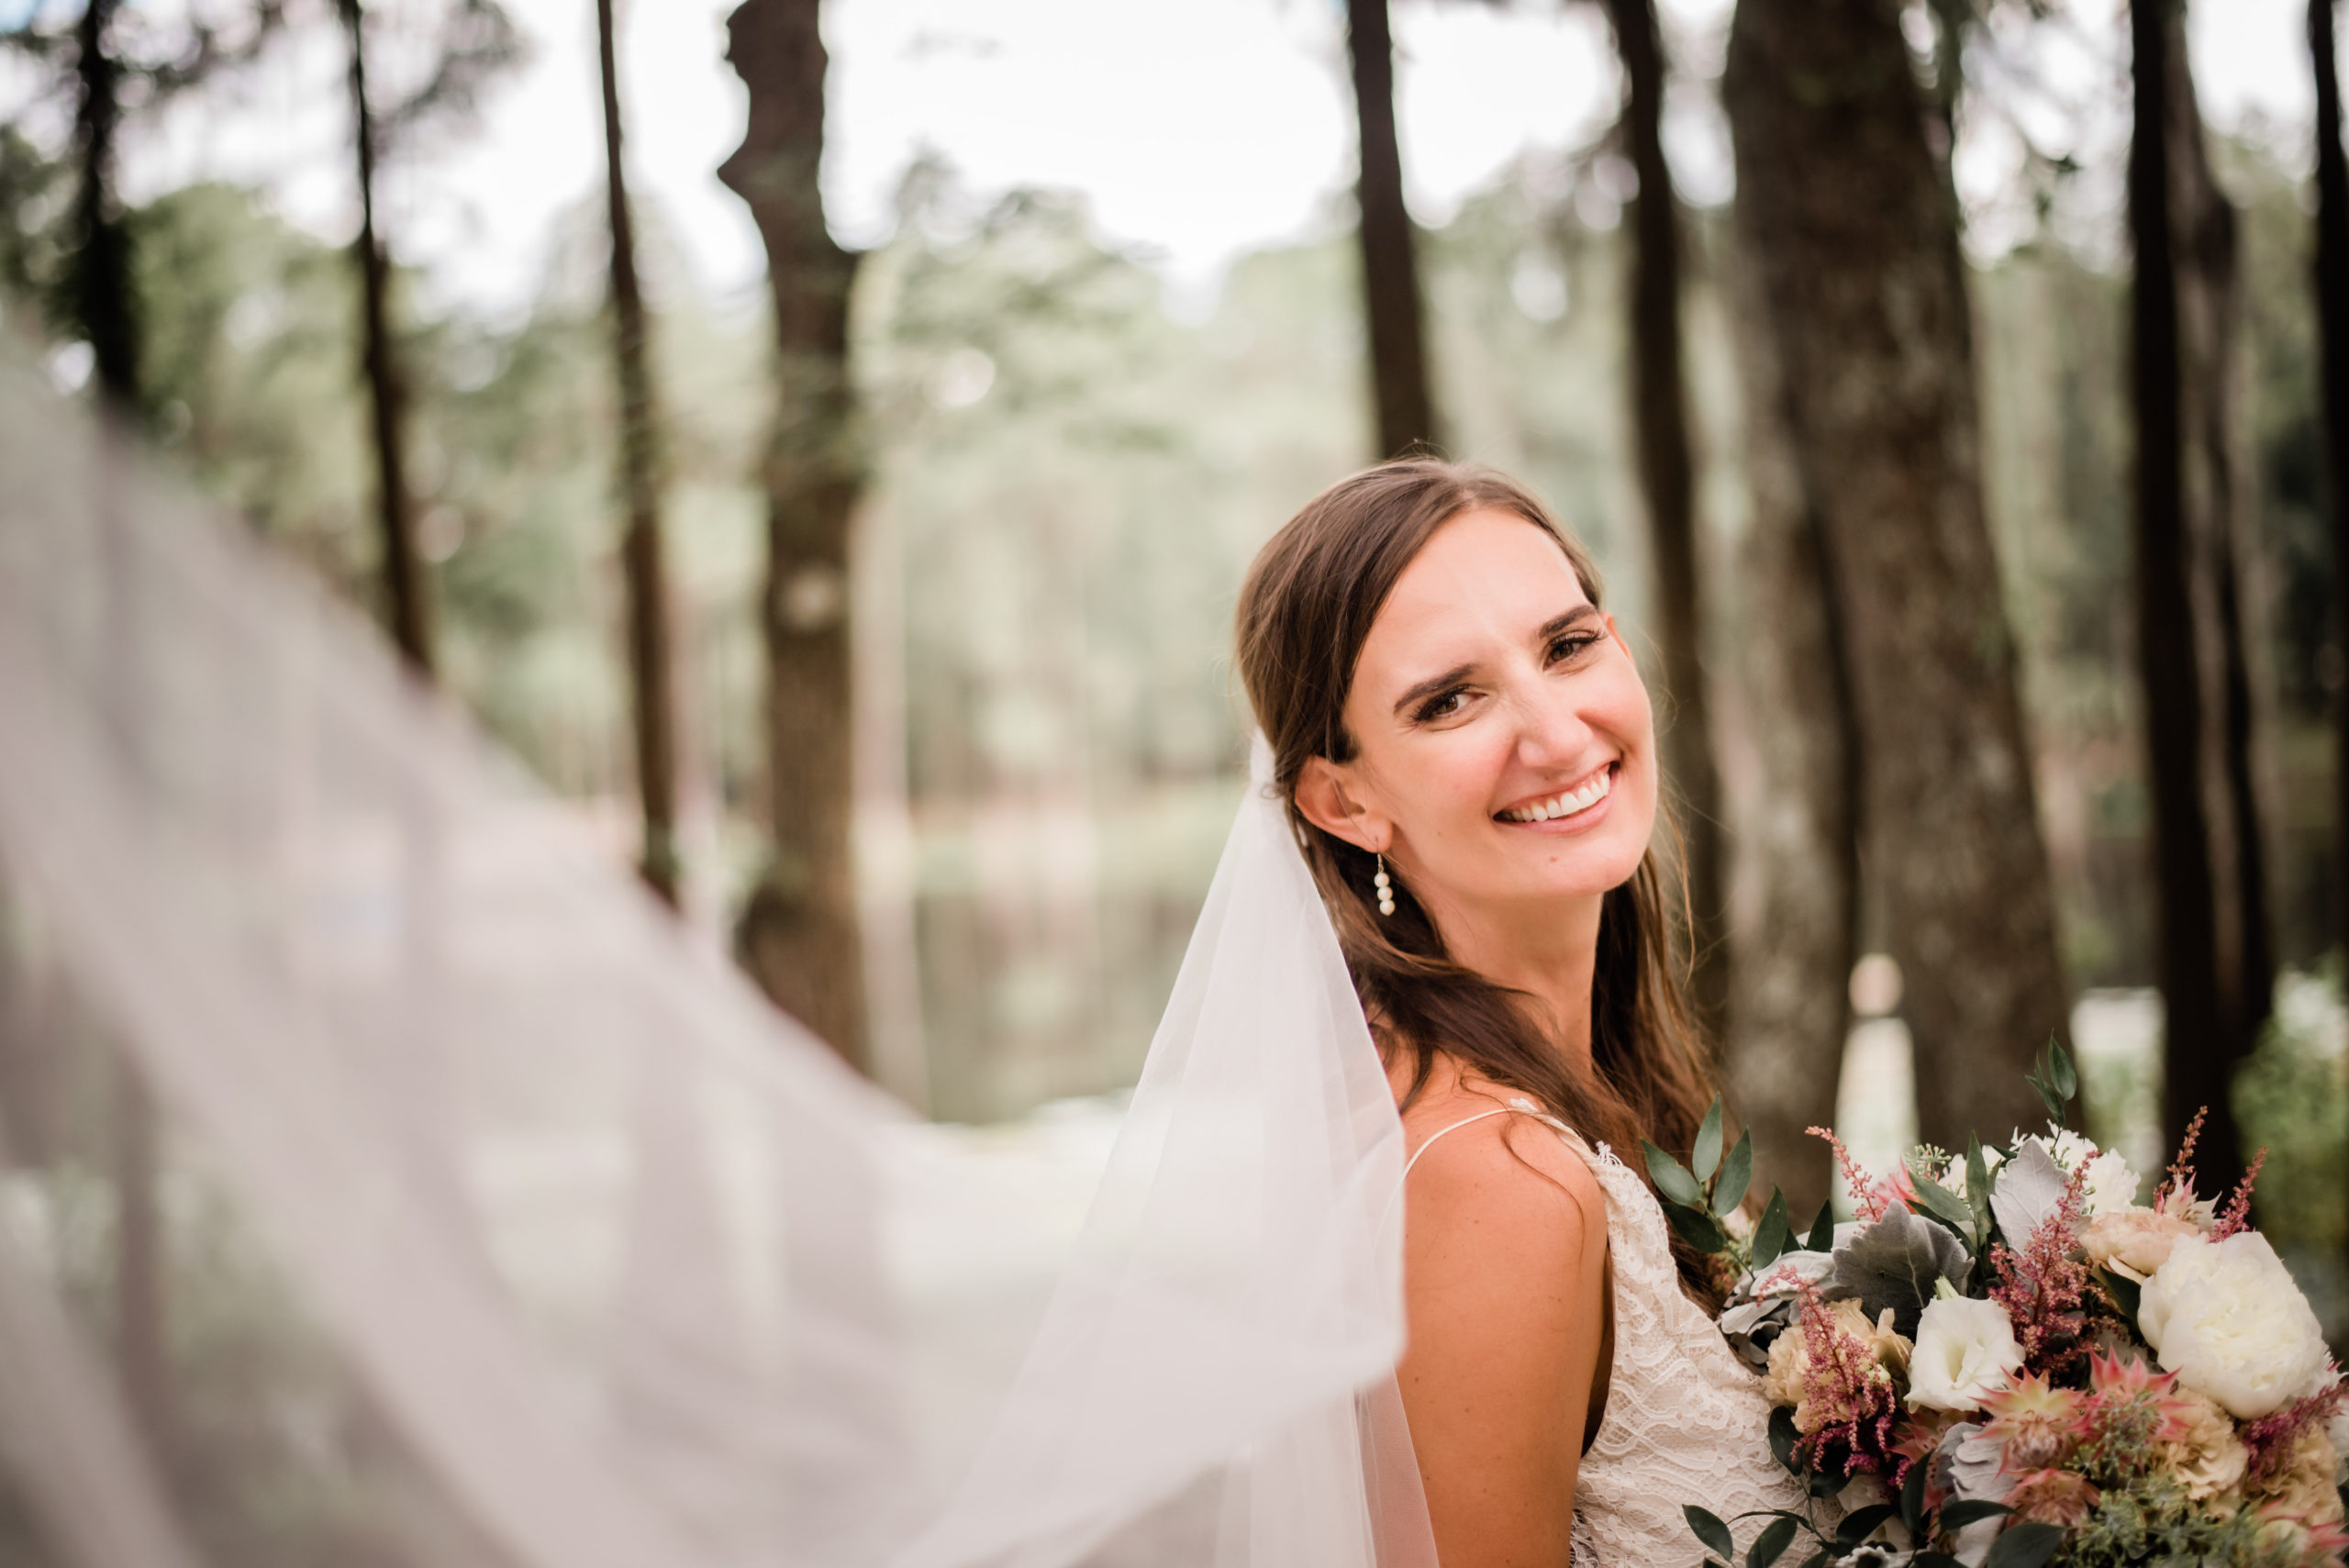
[596,0,679,908]
[2128,0,2242,1195]
[1717,243,1859,1215]
[2314,0,2349,966]
[1603,0,1726,1041]
[1724,0,2070,1148]
[2164,9,2274,1054]
[338,0,430,676]
[72,0,132,407]
[1343,0,1438,457]
[721,0,870,1069]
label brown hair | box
[1234,459,1721,1292]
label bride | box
[1228,460,1811,1565]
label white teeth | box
[1502,770,1612,823]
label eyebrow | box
[1387,605,1600,719]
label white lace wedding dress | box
[1419,1098,1818,1567]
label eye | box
[1414,686,1469,724]
[1547,631,1601,665]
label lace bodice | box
[1497,1101,1814,1567]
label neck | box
[1417,887,1604,1065]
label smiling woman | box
[1232,459,1806,1566]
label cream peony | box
[2079,1205,2201,1281]
[2031,1129,2141,1217]
[2161,1389,2249,1502]
[2253,1429,2346,1527]
[2136,1232,2334,1418]
[1906,1296,2025,1412]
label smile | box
[1496,765,1615,824]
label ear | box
[1294,756,1390,854]
[1603,611,1631,659]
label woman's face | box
[1299,508,1656,921]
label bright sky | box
[28,0,2344,316]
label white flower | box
[1937,1146,2005,1198]
[2137,1232,2334,1418]
[2025,1129,2140,1217]
[1906,1295,2026,1412]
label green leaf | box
[1714,1130,1755,1218]
[1694,1095,1726,1182]
[1912,1555,1968,1568]
[1985,1521,2064,1568]
[1751,1189,1793,1271]
[1642,1139,1706,1208]
[1795,1551,1831,1568]
[1965,1135,1993,1238]
[1937,1500,2015,1532]
[1908,1173,1978,1239]
[1767,1406,1801,1474]
[1687,1506,1735,1562]
[1748,1516,1799,1568]
[2102,1269,2142,1325]
[1806,1199,1837,1254]
[1664,1198,1730,1254]
[2048,1037,2076,1098]
[1899,1451,1930,1535]
[1834,1502,1900,1551]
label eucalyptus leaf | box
[1965,1136,1993,1238]
[1714,1130,1754,1218]
[1643,1140,1707,1208]
[1835,1503,1900,1551]
[1695,1096,1725,1182]
[1827,1201,1968,1339]
[1665,1199,1729,1254]
[1806,1200,1837,1254]
[1984,1521,2063,1568]
[2048,1038,2076,1098]
[1899,1452,1930,1535]
[1767,1406,1800,1474]
[2101,1269,2142,1325]
[1749,1516,1799,1568]
[1751,1189,1793,1271]
[1687,1506,1735,1561]
[1907,1172,1978,1240]
[1937,1501,2014,1532]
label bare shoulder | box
[1397,1072,1609,1258]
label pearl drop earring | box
[1374,854,1396,917]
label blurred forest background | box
[4,0,2349,1361]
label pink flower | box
[2004,1467,2101,1527]
[1976,1373,2085,1471]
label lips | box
[1496,765,1615,824]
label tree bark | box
[1724,0,2070,1150]
[1605,0,1727,1045]
[340,0,431,677]
[596,0,679,908]
[1718,240,1858,1218]
[2314,0,2349,964]
[1343,0,1438,458]
[720,0,868,1071]
[2129,0,2240,1196]
[72,0,134,409]
[2164,14,2274,1054]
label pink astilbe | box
[1809,1125,1887,1223]
[1788,1284,1907,1482]
[1987,1163,2091,1377]
[2241,1377,2347,1490]
[2210,1147,2269,1241]
[2166,1106,2208,1196]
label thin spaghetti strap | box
[1401,1106,1516,1178]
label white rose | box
[2026,1129,2140,1217]
[1906,1295,2026,1412]
[2138,1232,2334,1418]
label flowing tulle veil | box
[0,353,1433,1567]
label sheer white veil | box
[0,355,1432,1567]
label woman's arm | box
[1396,1103,1611,1568]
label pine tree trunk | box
[1606,0,1727,1045]
[72,0,134,408]
[2312,0,2349,976]
[1343,0,1437,458]
[721,0,868,1071]
[2130,0,2241,1195]
[596,0,679,908]
[1718,241,1858,1218]
[340,0,430,677]
[1724,0,2069,1150]
[2165,14,2274,1054]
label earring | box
[1374,854,1396,917]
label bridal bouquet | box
[1655,1044,2348,1568]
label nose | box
[1508,662,1597,773]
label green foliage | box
[2234,968,2348,1331]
